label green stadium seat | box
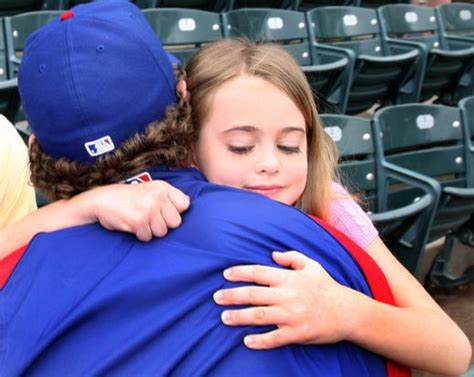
[379,4,474,105]
[143,8,223,66]
[151,0,227,12]
[0,18,10,81]
[360,0,407,8]
[307,6,420,115]
[296,0,360,12]
[374,103,474,286]
[228,0,293,10]
[4,11,62,78]
[0,78,20,124]
[437,2,474,41]
[0,0,45,16]
[321,113,434,275]
[222,8,352,113]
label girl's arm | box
[213,241,472,376]
[0,181,190,259]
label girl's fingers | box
[160,200,183,229]
[150,210,169,238]
[167,187,191,213]
[135,224,153,242]
[272,250,314,270]
[213,286,281,306]
[223,264,288,286]
[220,306,288,327]
[244,327,296,350]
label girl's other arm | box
[0,181,190,259]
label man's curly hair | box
[29,67,196,201]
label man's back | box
[0,168,386,376]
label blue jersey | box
[0,167,387,377]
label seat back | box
[379,4,474,104]
[321,114,377,201]
[143,8,223,66]
[223,8,313,66]
[308,6,419,114]
[4,11,62,78]
[437,3,474,40]
[0,18,9,81]
[379,5,442,49]
[223,8,352,112]
[0,79,20,123]
[228,0,294,10]
[309,6,385,57]
[322,113,433,272]
[0,0,45,16]
[296,0,360,12]
[459,96,474,186]
[375,104,474,241]
[154,0,227,12]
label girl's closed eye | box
[228,145,254,155]
[278,145,301,154]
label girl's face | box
[194,75,308,206]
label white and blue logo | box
[84,136,115,157]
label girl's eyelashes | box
[228,145,301,155]
[278,145,301,154]
[228,145,254,155]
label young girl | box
[1,39,471,375]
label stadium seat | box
[360,0,406,8]
[296,0,360,12]
[222,8,352,113]
[149,0,227,11]
[0,0,45,16]
[228,0,294,9]
[307,6,420,115]
[321,113,434,275]
[379,4,474,105]
[143,8,223,66]
[0,18,10,81]
[4,11,61,78]
[436,2,474,41]
[374,103,474,286]
[0,79,20,124]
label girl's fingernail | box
[223,268,232,278]
[244,336,254,346]
[213,291,223,302]
[221,311,231,323]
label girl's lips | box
[245,185,284,197]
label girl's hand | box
[83,180,190,241]
[213,251,359,349]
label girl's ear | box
[176,79,189,101]
[28,134,36,151]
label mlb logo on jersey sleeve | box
[125,172,152,184]
[84,136,115,157]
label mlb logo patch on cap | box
[84,136,115,157]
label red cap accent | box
[60,10,74,21]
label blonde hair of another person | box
[0,117,37,227]
[186,39,339,220]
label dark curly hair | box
[29,67,196,201]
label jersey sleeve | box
[327,182,378,250]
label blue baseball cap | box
[19,0,178,163]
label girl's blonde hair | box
[186,39,339,220]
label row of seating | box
[1,3,472,120]
[0,1,440,17]
[323,98,474,286]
